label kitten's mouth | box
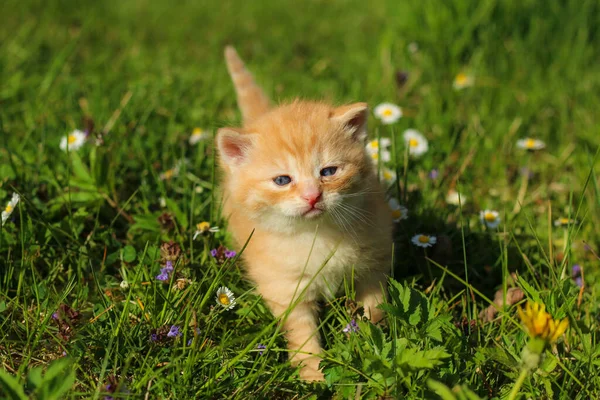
[302,207,324,218]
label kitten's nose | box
[302,190,322,207]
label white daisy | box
[119,280,129,290]
[159,159,189,181]
[403,129,429,157]
[1,193,20,225]
[389,198,408,222]
[411,234,437,248]
[379,167,397,185]
[554,217,577,227]
[453,73,475,90]
[374,103,403,125]
[516,138,546,151]
[215,286,236,310]
[365,139,392,164]
[189,128,208,145]
[365,138,392,153]
[193,221,219,239]
[446,190,467,206]
[480,210,501,229]
[59,130,86,152]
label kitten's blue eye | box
[273,175,292,186]
[320,167,338,177]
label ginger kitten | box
[216,46,393,381]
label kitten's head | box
[217,101,376,232]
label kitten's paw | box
[299,365,325,382]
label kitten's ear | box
[330,102,368,142]
[216,127,255,167]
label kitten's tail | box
[224,46,271,125]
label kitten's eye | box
[320,167,338,177]
[273,175,292,186]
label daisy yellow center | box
[192,128,203,137]
[68,135,77,144]
[371,153,379,160]
[560,218,569,224]
[383,171,393,180]
[525,139,536,148]
[392,209,402,219]
[197,221,210,232]
[455,73,468,84]
[163,169,174,179]
[484,212,497,222]
[418,235,430,244]
[370,141,379,149]
[5,205,12,213]
[408,138,419,147]
[218,294,230,305]
[382,109,393,117]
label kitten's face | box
[218,102,375,231]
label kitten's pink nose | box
[302,190,322,207]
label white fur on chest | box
[275,228,362,300]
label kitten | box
[216,46,393,381]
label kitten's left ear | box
[330,102,368,142]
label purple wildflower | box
[51,311,59,320]
[164,260,174,272]
[257,343,266,355]
[150,333,158,342]
[342,319,359,333]
[167,325,181,338]
[210,249,218,257]
[428,169,439,180]
[156,271,170,282]
[572,264,581,277]
[224,250,237,258]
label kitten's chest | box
[281,230,362,298]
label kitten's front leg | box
[356,272,387,323]
[266,298,324,381]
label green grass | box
[2,0,600,398]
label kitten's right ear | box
[216,128,255,167]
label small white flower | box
[1,193,20,225]
[120,280,129,290]
[446,190,467,206]
[403,129,429,157]
[389,198,408,222]
[516,138,546,151]
[366,139,392,164]
[159,197,167,208]
[59,130,86,152]
[159,159,188,181]
[189,128,208,145]
[215,286,236,310]
[411,234,437,248]
[480,210,501,229]
[379,167,397,185]
[365,138,392,153]
[554,217,578,227]
[453,73,475,90]
[374,103,403,124]
[193,221,219,239]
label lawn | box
[1,0,600,398]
